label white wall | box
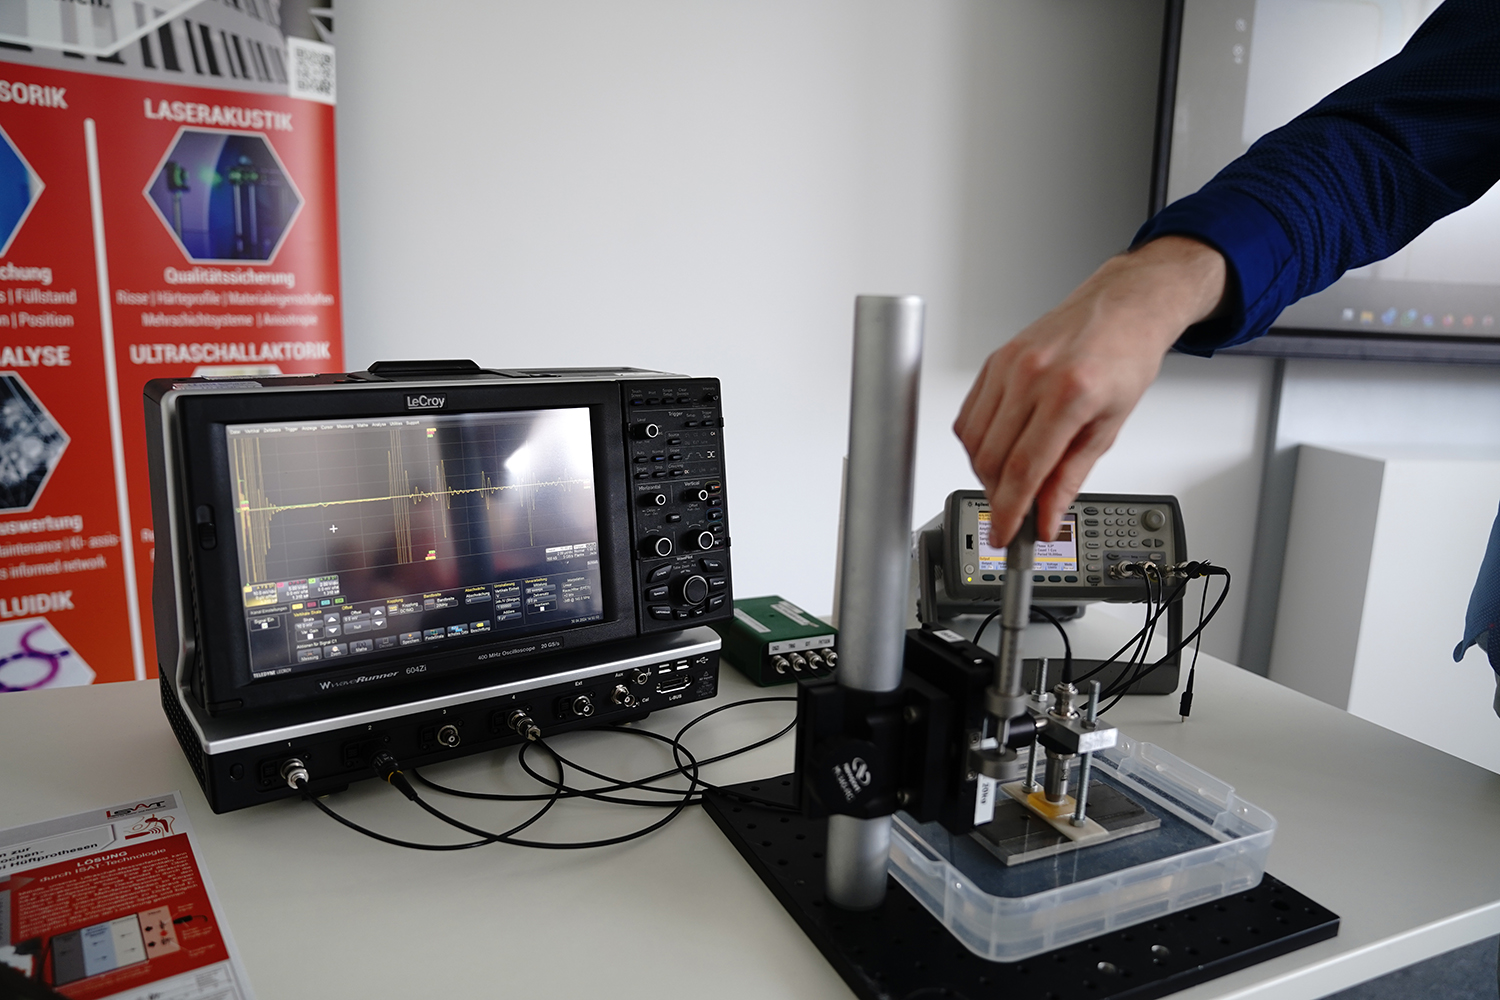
[335,1,1272,661]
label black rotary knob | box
[642,535,673,558]
[695,530,715,551]
[634,422,662,440]
[641,492,668,508]
[679,574,709,606]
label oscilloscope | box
[146,360,733,811]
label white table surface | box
[2,624,1498,1000]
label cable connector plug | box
[280,758,309,790]
[370,751,419,801]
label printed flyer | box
[0,793,254,999]
[0,2,344,691]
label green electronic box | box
[712,595,838,687]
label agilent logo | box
[405,394,446,410]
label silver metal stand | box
[824,295,924,910]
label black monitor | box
[1153,0,1500,363]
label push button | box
[648,605,673,620]
[1082,506,1098,515]
[649,564,672,583]
[981,573,995,581]
[1033,574,1044,583]
[1087,575,1102,584]
[708,576,727,591]
[666,513,682,523]
[1064,575,1077,583]
[646,585,670,600]
[1048,575,1062,582]
[707,594,726,610]
[700,558,723,571]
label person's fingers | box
[981,362,1105,544]
[1034,416,1123,537]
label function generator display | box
[975,511,1077,573]
[228,407,605,678]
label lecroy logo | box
[406,394,446,410]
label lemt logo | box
[406,393,446,410]
[106,800,169,818]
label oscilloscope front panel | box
[147,368,729,715]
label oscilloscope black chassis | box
[145,360,734,720]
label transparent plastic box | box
[889,734,1276,961]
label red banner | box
[0,11,342,689]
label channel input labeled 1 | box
[280,758,309,790]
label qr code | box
[288,37,336,104]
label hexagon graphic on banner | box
[0,372,68,512]
[144,128,303,263]
[0,124,44,257]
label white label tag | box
[973,775,998,826]
[733,607,771,634]
[771,600,813,627]
[932,629,966,644]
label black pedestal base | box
[704,775,1339,1000]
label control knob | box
[686,487,710,502]
[694,530,716,551]
[641,535,673,558]
[641,492,668,508]
[1142,509,1166,531]
[678,574,709,606]
[634,422,662,440]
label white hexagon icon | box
[144,127,304,263]
[0,124,43,257]
[0,371,68,512]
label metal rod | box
[824,295,924,911]
[1072,683,1102,827]
[987,507,1036,728]
[1023,739,1040,793]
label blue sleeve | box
[1135,0,1500,356]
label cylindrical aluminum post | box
[825,295,924,911]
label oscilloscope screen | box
[225,407,606,678]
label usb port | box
[656,674,693,695]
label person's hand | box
[953,236,1227,546]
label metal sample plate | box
[974,781,1161,866]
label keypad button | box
[1085,529,1099,538]
[1047,575,1062,582]
[1087,575,1102,584]
[1084,518,1098,526]
[707,594,726,610]
[649,605,673,620]
[701,558,724,571]
[1127,507,1138,515]
[1033,574,1044,583]
[1082,506,1098,515]
[649,565,672,583]
[646,585,670,600]
[1064,575,1077,583]
[1085,541,1100,549]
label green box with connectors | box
[712,595,838,686]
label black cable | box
[1070,575,1190,686]
[1098,566,1231,713]
[972,606,1003,649]
[303,752,566,851]
[314,694,799,849]
[1029,605,1074,684]
[1179,571,1213,721]
[411,696,795,807]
